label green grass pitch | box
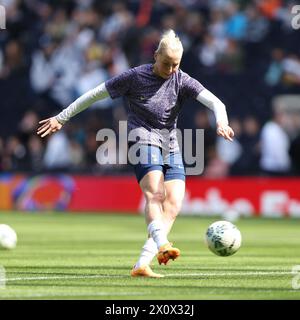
[0,212,300,300]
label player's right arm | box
[37,82,109,138]
[180,71,234,141]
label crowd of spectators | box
[0,0,300,177]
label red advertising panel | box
[1,174,300,217]
[68,176,141,212]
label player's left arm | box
[196,89,234,141]
[37,83,109,138]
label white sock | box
[135,237,158,269]
[147,220,169,250]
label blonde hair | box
[155,29,183,54]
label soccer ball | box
[205,220,241,256]
[0,224,17,250]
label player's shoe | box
[130,265,164,278]
[157,243,180,265]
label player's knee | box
[145,189,166,204]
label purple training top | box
[105,64,204,151]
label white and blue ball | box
[205,220,241,256]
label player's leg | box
[156,179,185,265]
[131,145,168,277]
[131,146,183,276]
[133,145,170,246]
[134,176,185,271]
[140,169,166,224]
[161,150,185,233]
[162,179,185,235]
[157,150,185,265]
[131,170,167,277]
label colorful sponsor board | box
[0,174,74,211]
[0,174,141,213]
[0,175,300,217]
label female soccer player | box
[37,30,234,278]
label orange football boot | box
[130,265,164,278]
[157,243,180,265]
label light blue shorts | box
[131,144,186,183]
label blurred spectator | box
[289,132,300,175]
[30,34,82,107]
[257,0,282,19]
[273,1,295,29]
[99,1,134,42]
[0,50,3,73]
[198,34,220,68]
[245,4,269,43]
[208,9,226,40]
[19,110,39,135]
[0,39,26,79]
[5,135,28,171]
[224,2,247,40]
[231,115,261,175]
[43,131,72,171]
[27,135,44,172]
[0,137,4,171]
[260,107,291,175]
[289,113,300,175]
[218,38,244,74]
[194,110,216,167]
[139,27,161,64]
[282,54,300,87]
[69,139,85,170]
[0,38,31,138]
[18,111,40,160]
[74,40,111,109]
[182,11,204,49]
[216,118,243,167]
[203,148,230,178]
[264,48,284,86]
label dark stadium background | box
[0,0,300,214]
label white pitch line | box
[167,271,292,277]
[5,271,291,282]
[6,274,126,282]
[0,292,145,298]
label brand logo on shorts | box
[151,154,158,163]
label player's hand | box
[216,122,234,141]
[37,117,63,138]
